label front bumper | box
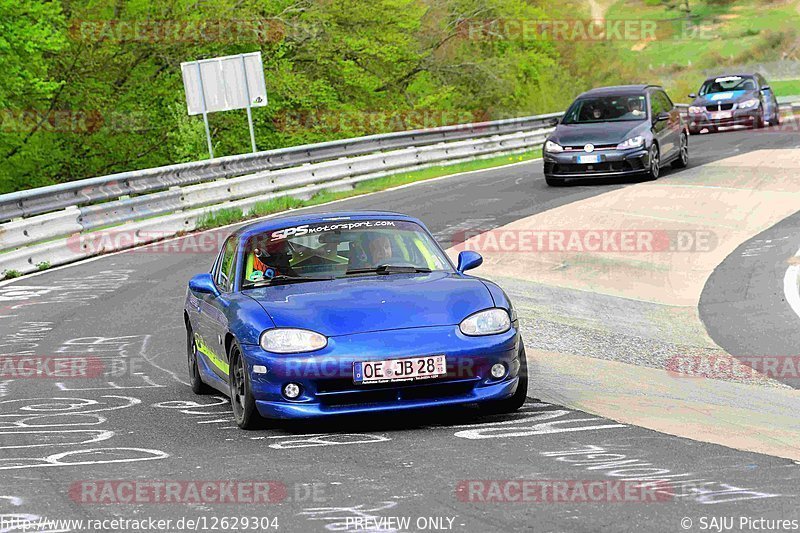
[688,109,760,130]
[240,325,521,419]
[544,147,649,179]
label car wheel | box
[481,343,528,414]
[688,127,700,135]
[186,323,212,395]
[672,132,689,169]
[229,342,267,430]
[644,144,660,181]
[755,107,765,129]
[545,176,566,187]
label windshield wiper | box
[244,275,334,288]
[345,265,432,275]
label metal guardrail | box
[1,102,796,278]
[0,112,562,222]
[0,114,557,276]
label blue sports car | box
[184,211,527,429]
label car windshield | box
[240,219,453,286]
[699,76,756,95]
[561,95,647,124]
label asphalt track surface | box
[1,130,799,533]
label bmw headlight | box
[688,106,705,114]
[544,140,564,153]
[459,308,511,336]
[616,136,645,150]
[738,99,759,109]
[260,328,327,353]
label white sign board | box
[181,52,267,116]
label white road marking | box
[783,246,800,320]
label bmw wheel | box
[755,106,765,128]
[672,132,689,169]
[230,342,267,430]
[645,144,660,181]
[186,323,212,395]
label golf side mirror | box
[761,85,771,92]
[189,273,220,296]
[689,93,697,99]
[457,251,483,273]
[655,111,670,122]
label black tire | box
[186,323,212,395]
[671,132,689,169]
[688,127,700,136]
[481,343,528,414]
[229,342,267,430]
[545,176,566,187]
[755,107,765,129]
[644,143,660,181]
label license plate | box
[353,355,446,384]
[577,155,601,164]
[711,111,732,120]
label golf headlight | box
[738,99,759,109]
[260,328,327,353]
[459,308,511,336]
[688,106,705,114]
[544,140,564,153]
[616,136,644,150]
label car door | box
[659,90,681,158]
[195,236,237,379]
[649,90,670,159]
[757,74,778,123]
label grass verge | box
[195,148,542,230]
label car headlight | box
[616,136,645,150]
[459,308,511,336]
[544,140,564,153]
[260,328,327,353]
[738,99,759,109]
[688,106,705,114]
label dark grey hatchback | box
[543,85,689,186]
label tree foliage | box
[0,0,601,193]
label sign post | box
[180,52,268,159]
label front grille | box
[317,379,478,406]
[564,144,617,151]
[705,103,734,111]
[552,160,641,174]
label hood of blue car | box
[244,272,495,337]
[691,90,756,107]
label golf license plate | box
[353,355,446,384]
[577,154,601,164]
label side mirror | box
[761,85,771,92]
[688,93,697,99]
[655,111,670,122]
[189,273,220,296]
[457,251,483,273]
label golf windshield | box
[562,95,647,124]
[241,220,453,285]
[699,76,757,95]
